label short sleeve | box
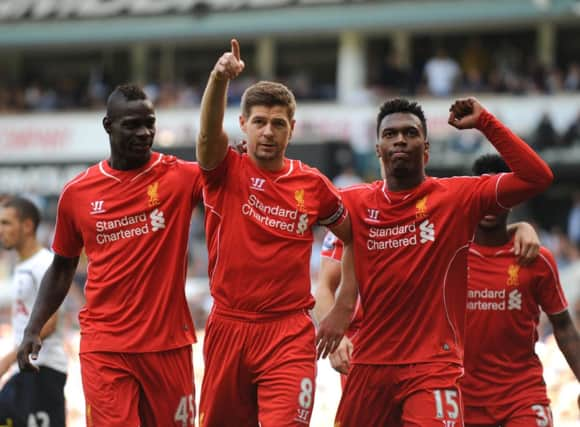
[52,186,83,258]
[316,173,346,227]
[534,248,568,315]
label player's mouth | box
[130,142,152,153]
[391,151,409,160]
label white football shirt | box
[12,248,67,373]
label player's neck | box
[108,154,151,171]
[18,239,43,262]
[385,173,425,192]
[249,153,285,172]
[474,226,510,247]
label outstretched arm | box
[196,39,245,170]
[17,254,78,372]
[448,98,553,205]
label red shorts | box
[80,346,195,427]
[199,307,316,427]
[465,402,553,427]
[335,362,464,427]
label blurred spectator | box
[563,111,580,146]
[531,113,560,151]
[564,62,580,91]
[460,38,490,92]
[332,165,363,189]
[492,42,526,94]
[568,191,580,248]
[423,47,461,96]
[449,129,483,154]
[376,50,410,95]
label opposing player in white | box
[0,196,67,427]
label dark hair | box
[2,196,41,232]
[110,83,147,102]
[472,154,511,175]
[241,81,296,120]
[106,84,149,119]
[376,98,427,138]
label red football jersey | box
[462,242,567,407]
[202,148,346,314]
[342,110,553,365]
[320,231,363,336]
[53,152,202,353]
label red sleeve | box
[476,110,553,209]
[320,231,343,261]
[201,146,235,188]
[316,172,346,227]
[52,186,83,258]
[189,162,204,205]
[533,248,568,315]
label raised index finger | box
[231,39,241,61]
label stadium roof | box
[0,0,578,48]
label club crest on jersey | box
[250,177,266,191]
[506,264,520,287]
[295,189,306,212]
[415,196,428,219]
[147,181,160,207]
[90,200,105,215]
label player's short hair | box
[376,98,427,138]
[472,154,511,175]
[241,81,296,120]
[2,196,41,232]
[109,83,148,103]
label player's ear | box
[22,217,35,236]
[103,116,112,134]
[288,119,296,141]
[424,141,430,164]
[239,114,247,132]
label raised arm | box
[17,254,78,372]
[196,38,245,170]
[448,98,553,204]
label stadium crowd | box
[0,45,579,112]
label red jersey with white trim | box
[320,231,363,335]
[462,242,567,407]
[202,148,346,313]
[342,110,552,365]
[52,152,202,353]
